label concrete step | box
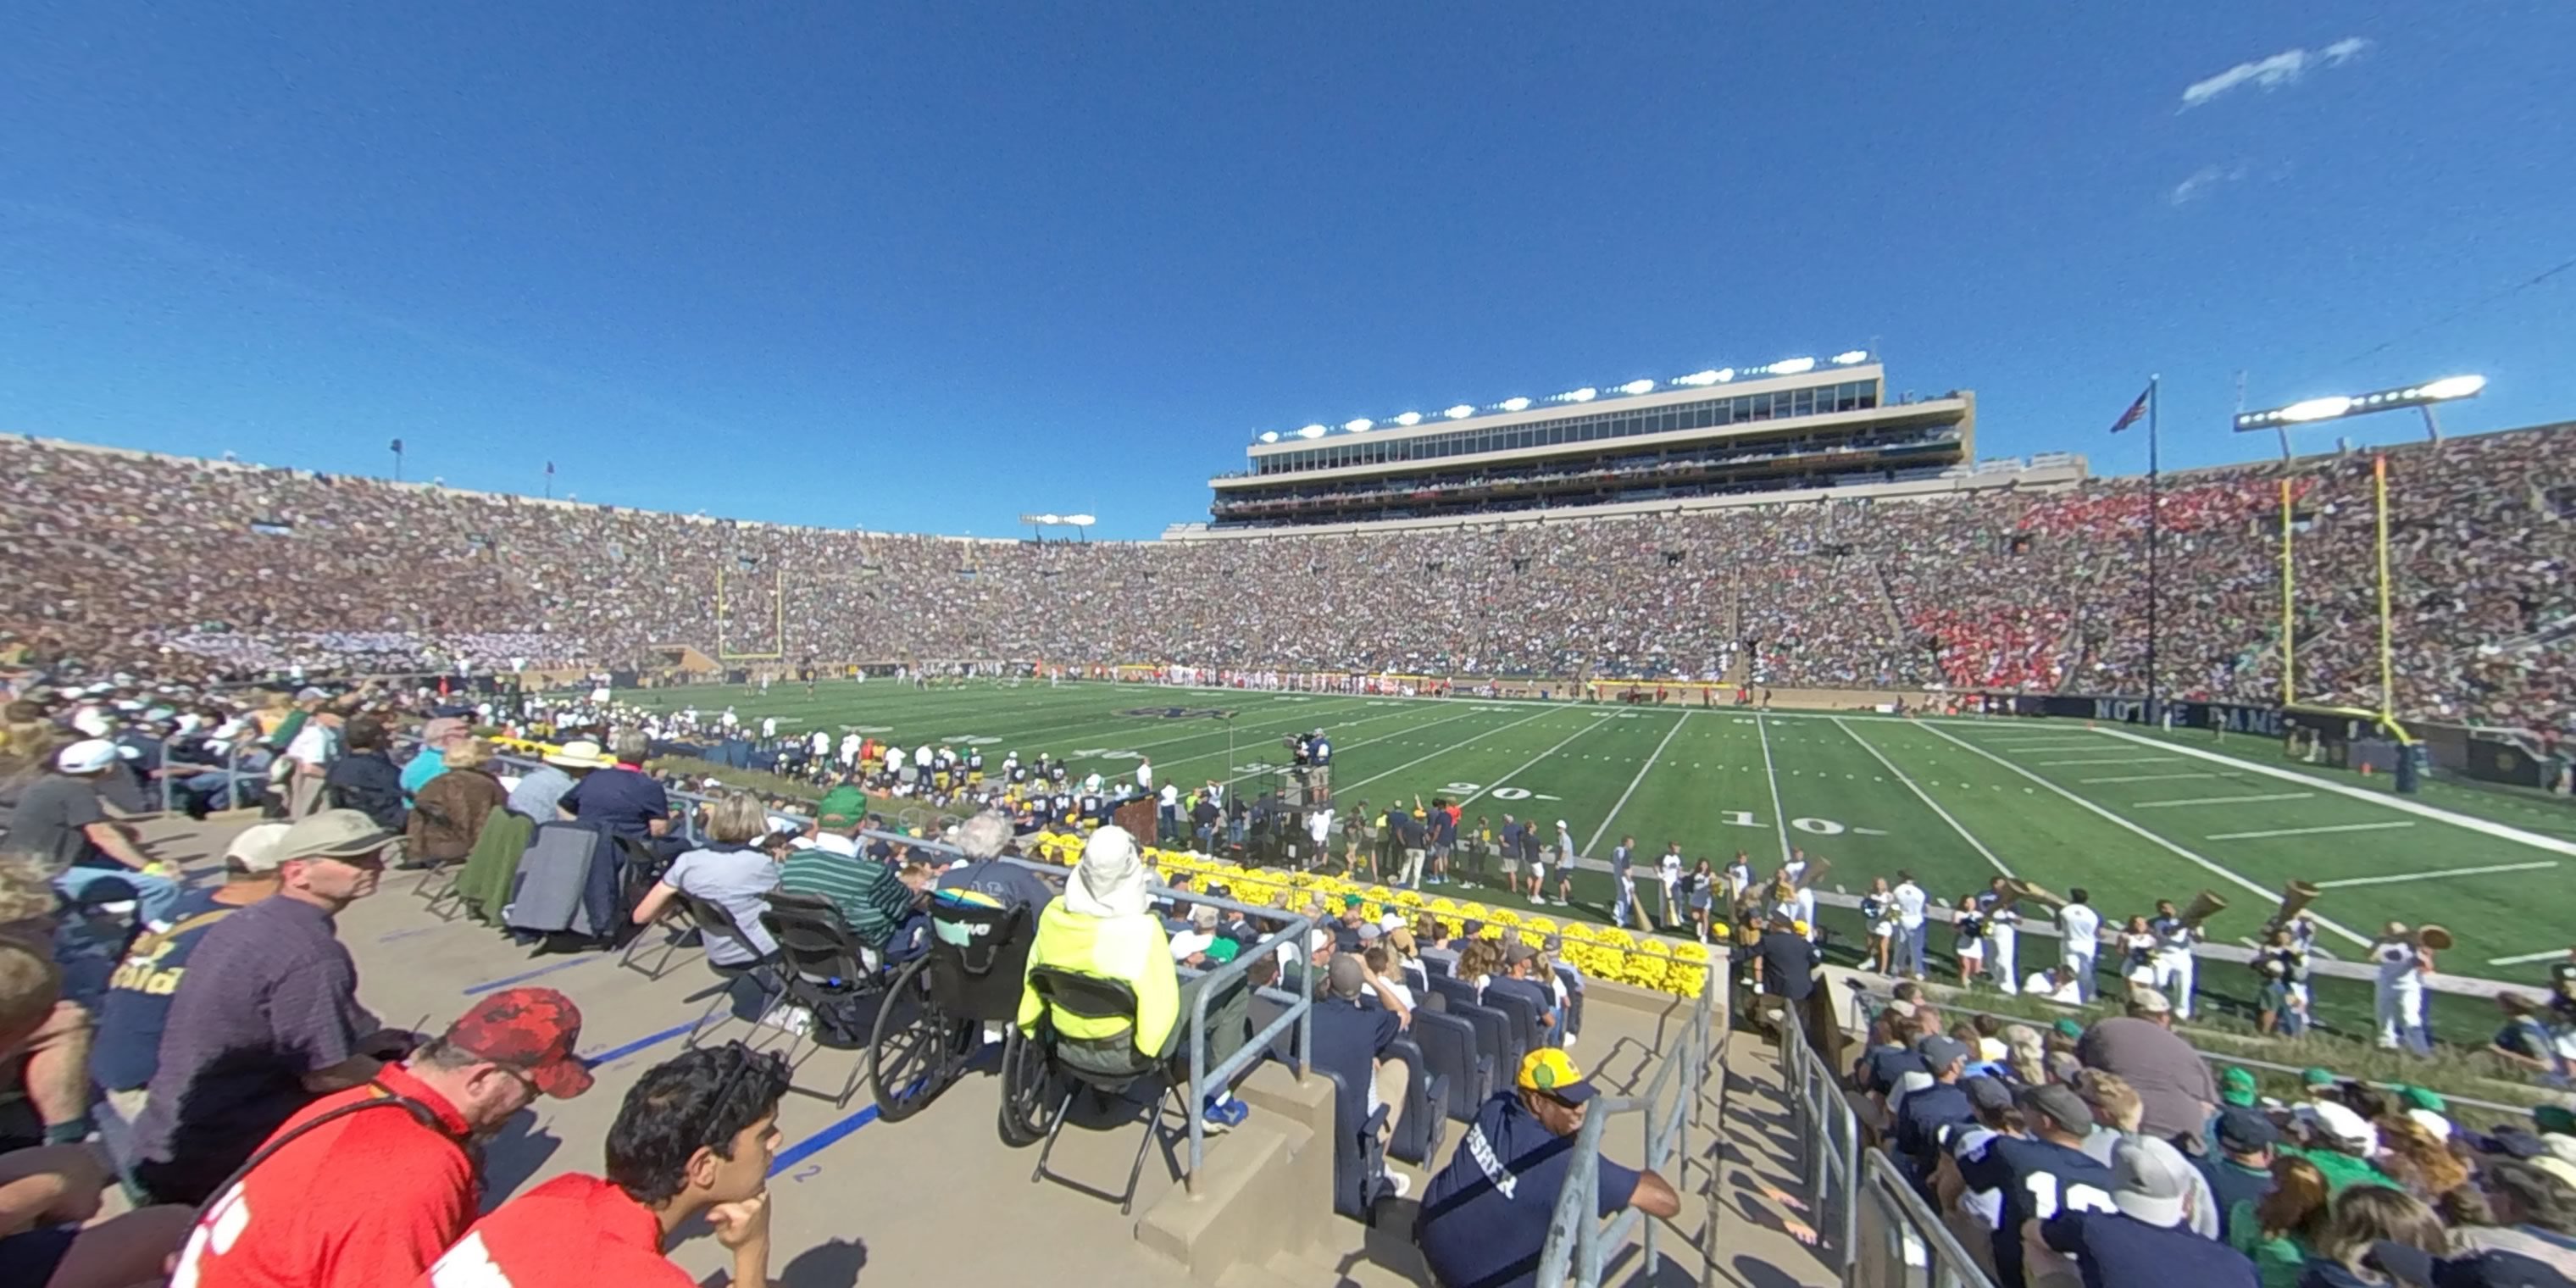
[1712,1031,1841,1288]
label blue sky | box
[4,2,2570,539]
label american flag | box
[2109,386,2151,434]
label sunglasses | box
[703,1040,791,1133]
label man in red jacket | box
[419,1041,790,1288]
[169,986,593,1288]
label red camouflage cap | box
[442,987,593,1098]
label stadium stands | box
[3,423,2572,730]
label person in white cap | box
[2024,1136,2247,1288]
[4,737,183,928]
[92,824,293,1137]
[1016,825,1250,1135]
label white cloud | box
[2168,162,2251,206]
[2179,37,2370,110]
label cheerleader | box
[1860,877,1897,975]
[1686,857,1717,943]
[2118,914,2160,987]
[1954,895,1988,988]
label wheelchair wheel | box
[996,1025,1052,1148]
[867,956,959,1122]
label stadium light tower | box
[2233,374,2485,459]
[2243,373,2483,740]
[1020,513,1096,543]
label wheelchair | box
[864,890,1035,1122]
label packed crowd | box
[0,657,1696,1287]
[1845,979,2576,1288]
[4,423,2572,733]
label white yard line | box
[2080,773,2218,784]
[1980,741,2120,752]
[2318,861,2557,890]
[1833,718,2012,876]
[2034,756,2178,767]
[1754,714,1793,866]
[1460,716,1618,814]
[1584,711,1690,854]
[1318,705,1566,797]
[2488,947,2574,967]
[1215,706,1499,789]
[1914,720,2369,946]
[2204,821,2418,841]
[2093,727,2576,859]
[2131,792,2316,809]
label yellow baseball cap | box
[1517,1048,1598,1104]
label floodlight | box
[1443,405,1475,419]
[1618,379,1655,396]
[1258,431,1279,443]
[1296,425,1327,439]
[1343,419,1373,432]
[1832,350,1869,365]
[1674,370,1720,387]
[1499,397,1532,412]
[1392,412,1424,426]
[1767,357,1817,375]
[1556,387,1598,403]
[1036,514,1061,525]
[1064,514,1096,526]
[2235,373,2490,431]
[1715,368,1735,383]
[2279,397,2355,423]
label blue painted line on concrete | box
[580,1020,697,1069]
[769,1103,883,1177]
[461,957,593,996]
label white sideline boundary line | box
[1585,711,1690,854]
[1914,721,2370,947]
[1218,705,1502,791]
[1754,715,1793,866]
[1833,718,2012,876]
[1982,741,2118,752]
[1142,699,1446,774]
[2081,773,2218,784]
[2206,821,2417,841]
[2318,861,2557,890]
[2093,727,2576,859]
[2035,756,2178,766]
[2132,792,2314,809]
[1460,715,1618,812]
[1320,705,1565,797]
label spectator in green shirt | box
[2229,1154,2332,1288]
[777,786,924,963]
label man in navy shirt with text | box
[1416,1048,1681,1288]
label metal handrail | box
[1850,1147,1996,1288]
[154,736,253,814]
[1780,994,1863,1269]
[1533,949,1730,1286]
[458,741,1314,1190]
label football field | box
[614,680,2574,994]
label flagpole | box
[2146,375,2162,724]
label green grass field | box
[609,680,2574,1015]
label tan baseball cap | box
[277,809,398,861]
[222,823,295,874]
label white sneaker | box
[1380,1170,1412,1200]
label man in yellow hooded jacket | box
[1018,825,1251,1129]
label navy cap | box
[1917,1035,1970,1070]
[2217,1107,2279,1152]
[1964,1075,2013,1113]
